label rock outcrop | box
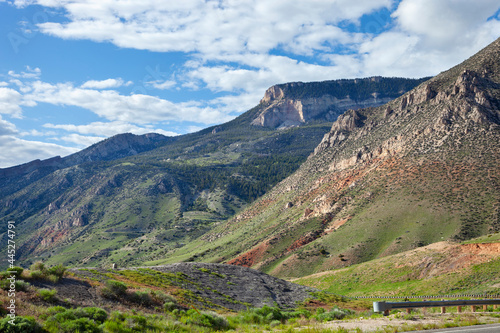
[251,77,428,129]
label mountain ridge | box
[0,76,426,269]
[157,37,500,278]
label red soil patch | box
[227,241,271,267]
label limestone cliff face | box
[251,78,423,129]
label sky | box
[0,0,499,168]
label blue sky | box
[0,0,499,168]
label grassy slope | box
[294,234,500,297]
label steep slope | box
[295,234,500,297]
[0,77,424,270]
[163,37,500,278]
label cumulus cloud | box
[58,133,106,147]
[32,0,390,56]
[10,0,500,95]
[23,80,233,125]
[44,121,179,138]
[147,80,176,90]
[81,78,131,89]
[8,66,41,79]
[0,115,18,136]
[0,135,79,168]
[0,87,25,118]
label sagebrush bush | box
[0,315,45,333]
[313,306,354,322]
[28,262,66,283]
[0,279,29,291]
[182,309,230,330]
[101,280,128,299]
[38,288,57,302]
[129,290,153,306]
[43,306,108,333]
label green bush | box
[182,309,229,330]
[29,270,44,280]
[163,301,179,312]
[231,306,308,326]
[101,280,128,299]
[313,306,354,322]
[31,262,45,272]
[8,266,24,276]
[28,262,66,283]
[43,307,107,333]
[74,307,108,323]
[46,264,66,281]
[101,311,150,332]
[38,288,57,302]
[0,316,46,333]
[129,290,153,306]
[0,273,30,291]
[150,290,176,303]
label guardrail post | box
[472,306,476,312]
[457,306,462,313]
[483,305,487,311]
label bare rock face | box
[251,79,414,129]
[144,262,317,311]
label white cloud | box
[81,78,131,89]
[8,66,41,79]
[32,0,390,56]
[59,133,106,147]
[0,135,79,168]
[0,115,18,136]
[44,121,179,138]
[147,80,176,90]
[24,80,232,125]
[0,87,24,118]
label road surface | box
[412,323,500,333]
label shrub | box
[29,270,44,280]
[150,290,176,303]
[73,307,108,323]
[163,301,179,312]
[46,264,66,281]
[129,290,153,306]
[102,312,150,332]
[30,262,45,272]
[101,280,128,299]
[38,288,57,302]
[0,274,30,291]
[45,316,100,333]
[8,266,24,276]
[43,307,107,333]
[28,262,66,283]
[182,309,229,330]
[313,306,354,322]
[0,316,45,333]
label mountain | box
[0,133,172,197]
[0,76,425,269]
[159,37,500,278]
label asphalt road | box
[412,323,500,333]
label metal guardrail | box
[355,294,500,299]
[374,299,500,315]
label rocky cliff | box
[251,77,428,128]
